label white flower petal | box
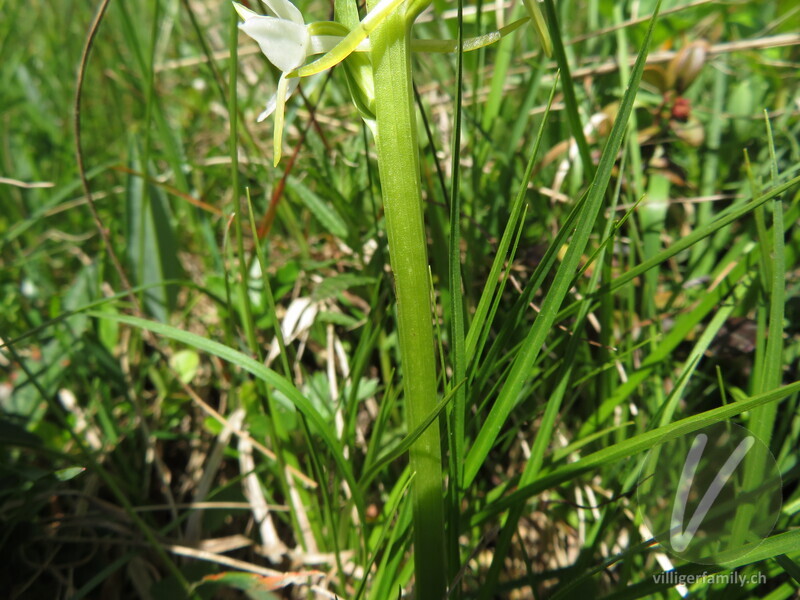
[257,94,278,123]
[239,16,310,72]
[233,0,303,26]
[260,0,304,25]
[232,2,259,22]
[256,76,299,122]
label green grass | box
[2,0,800,598]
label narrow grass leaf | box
[542,0,593,175]
[287,175,349,239]
[472,378,800,525]
[464,0,663,487]
[354,470,413,600]
[601,174,800,294]
[88,311,365,519]
[362,380,462,486]
[465,75,558,364]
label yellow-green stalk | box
[368,0,446,596]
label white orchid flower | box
[234,0,547,165]
[233,0,371,165]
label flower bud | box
[666,41,709,94]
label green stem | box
[369,7,446,598]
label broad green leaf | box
[125,141,182,322]
[312,273,377,301]
[287,176,349,239]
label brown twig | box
[74,0,140,310]
[257,69,336,239]
[74,0,187,527]
[111,165,223,216]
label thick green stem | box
[370,7,446,598]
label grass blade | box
[464,0,664,488]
